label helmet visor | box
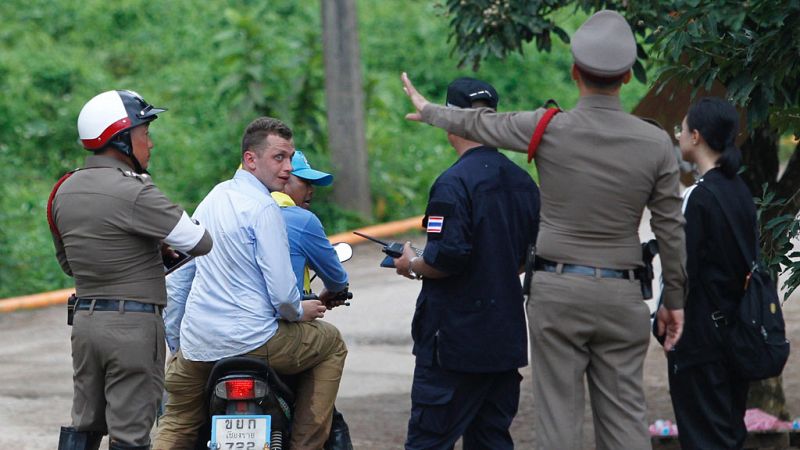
[137,104,167,121]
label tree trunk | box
[739,126,780,198]
[321,0,372,220]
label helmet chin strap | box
[129,153,147,175]
[110,131,147,174]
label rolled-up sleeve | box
[254,204,303,321]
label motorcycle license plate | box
[210,415,271,450]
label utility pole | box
[321,0,372,219]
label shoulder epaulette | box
[118,168,151,183]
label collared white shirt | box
[178,170,302,361]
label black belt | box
[75,298,161,313]
[534,258,642,280]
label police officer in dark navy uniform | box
[50,90,212,450]
[393,78,540,450]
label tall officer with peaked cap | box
[50,90,212,450]
[393,77,540,450]
[402,11,686,449]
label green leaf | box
[632,59,647,84]
[552,26,570,44]
[703,66,720,91]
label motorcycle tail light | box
[214,378,267,400]
[226,379,254,400]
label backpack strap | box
[527,99,561,163]
[697,180,759,316]
[697,180,758,268]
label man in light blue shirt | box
[162,152,349,352]
[155,117,348,450]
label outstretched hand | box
[401,72,430,122]
[656,306,684,352]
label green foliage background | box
[0,0,649,297]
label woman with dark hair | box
[665,97,756,448]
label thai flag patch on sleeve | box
[427,216,444,233]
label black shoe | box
[324,408,354,450]
[58,427,103,450]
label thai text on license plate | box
[210,414,271,450]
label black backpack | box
[700,181,790,381]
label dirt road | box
[1,236,798,449]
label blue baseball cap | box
[291,151,333,186]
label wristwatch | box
[409,256,422,280]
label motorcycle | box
[198,242,354,450]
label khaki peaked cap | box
[571,10,636,78]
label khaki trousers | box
[71,307,166,446]
[153,320,347,450]
[528,270,651,450]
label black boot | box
[58,426,103,450]
[323,407,354,450]
[108,440,149,450]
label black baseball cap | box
[445,77,499,110]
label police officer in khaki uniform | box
[402,11,686,449]
[50,90,213,450]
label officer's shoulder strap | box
[47,167,113,239]
[527,99,562,164]
[47,169,81,239]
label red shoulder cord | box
[526,103,561,163]
[47,171,77,239]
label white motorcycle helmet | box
[77,90,166,166]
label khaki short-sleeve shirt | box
[51,155,184,304]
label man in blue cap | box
[270,151,353,449]
[271,151,348,302]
